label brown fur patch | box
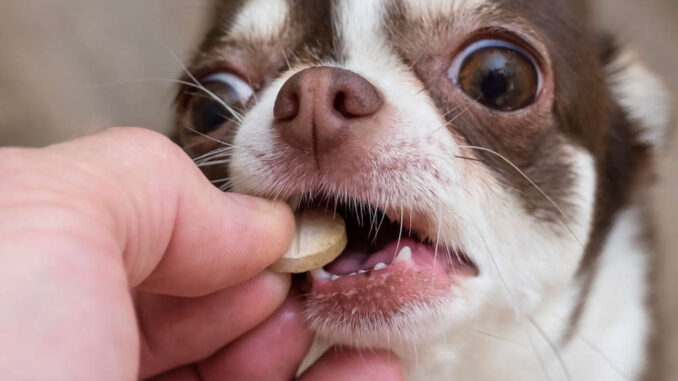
[563,38,655,343]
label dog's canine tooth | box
[395,246,412,263]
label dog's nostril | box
[332,76,383,119]
[333,92,354,118]
[273,91,299,122]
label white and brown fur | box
[174,0,671,379]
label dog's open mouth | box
[294,197,478,300]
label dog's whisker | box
[194,151,234,164]
[197,159,231,168]
[165,48,246,124]
[456,145,583,249]
[528,316,572,381]
[467,218,561,380]
[210,177,232,184]
[282,48,293,71]
[468,327,531,348]
[391,205,405,266]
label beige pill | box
[270,209,347,273]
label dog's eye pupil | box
[193,97,231,134]
[456,41,539,111]
[190,73,253,134]
[480,69,509,102]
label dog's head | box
[174,0,670,349]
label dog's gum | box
[269,209,347,274]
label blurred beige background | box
[0,1,675,379]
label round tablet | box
[269,209,347,273]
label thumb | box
[50,127,295,296]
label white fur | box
[401,0,490,20]
[229,0,289,41]
[335,0,396,67]
[562,207,651,381]
[608,50,672,150]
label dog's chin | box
[302,273,474,348]
[291,196,479,347]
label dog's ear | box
[599,35,673,153]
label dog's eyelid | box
[202,72,254,103]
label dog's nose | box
[273,67,383,153]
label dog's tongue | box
[324,237,452,275]
[323,212,407,274]
[324,246,397,275]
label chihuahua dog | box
[173,0,671,379]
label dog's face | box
[175,0,666,350]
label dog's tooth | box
[331,275,340,281]
[358,269,367,274]
[395,246,412,263]
[373,262,387,271]
[311,268,332,280]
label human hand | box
[0,128,403,381]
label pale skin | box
[0,127,403,381]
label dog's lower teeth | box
[395,246,413,263]
[315,246,415,282]
[311,268,332,280]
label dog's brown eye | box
[191,73,253,133]
[452,40,540,112]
